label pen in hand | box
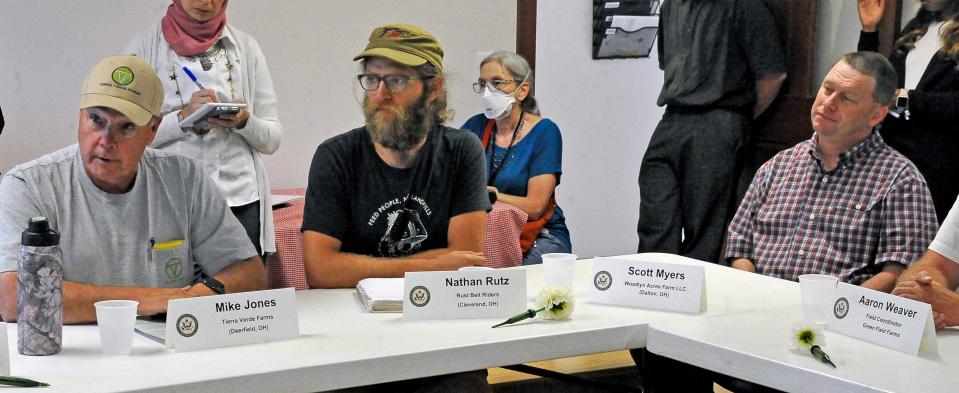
[182,66,205,90]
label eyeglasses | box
[357,74,431,92]
[472,79,520,94]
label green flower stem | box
[810,345,836,368]
[492,307,547,328]
[0,376,50,387]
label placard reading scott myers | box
[589,257,706,313]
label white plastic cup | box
[1,322,10,375]
[542,253,578,289]
[94,300,139,355]
[799,274,839,324]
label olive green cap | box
[354,24,444,70]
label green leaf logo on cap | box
[111,66,134,86]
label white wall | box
[814,0,865,91]
[814,0,922,94]
[536,2,664,258]
[533,0,922,259]
[0,0,516,190]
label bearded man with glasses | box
[300,23,491,392]
[302,24,489,289]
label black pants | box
[231,200,262,256]
[637,108,747,263]
[631,348,713,393]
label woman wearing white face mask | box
[461,51,571,265]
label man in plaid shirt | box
[726,52,938,292]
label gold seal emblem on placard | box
[409,285,431,307]
[834,297,850,319]
[176,314,199,337]
[594,271,613,291]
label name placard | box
[828,282,937,355]
[165,288,299,352]
[1,322,9,375]
[403,269,526,320]
[589,257,706,314]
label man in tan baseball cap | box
[75,55,164,194]
[79,54,163,127]
[0,54,266,324]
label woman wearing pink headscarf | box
[127,0,281,256]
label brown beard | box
[363,92,434,151]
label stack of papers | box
[271,194,304,207]
[356,278,404,313]
[134,318,166,344]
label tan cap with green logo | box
[354,24,444,70]
[79,55,163,126]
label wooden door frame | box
[516,0,537,71]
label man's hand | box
[892,271,959,328]
[933,311,948,330]
[205,99,251,130]
[136,286,196,316]
[433,251,486,271]
[730,258,756,272]
[857,0,885,32]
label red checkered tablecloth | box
[484,201,527,268]
[266,188,309,290]
[266,189,528,290]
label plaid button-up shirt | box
[726,131,938,284]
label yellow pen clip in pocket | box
[153,239,185,251]
[151,239,190,286]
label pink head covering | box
[160,0,228,57]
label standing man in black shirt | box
[634,1,786,392]
[637,0,787,264]
[301,24,490,289]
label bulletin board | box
[592,0,661,59]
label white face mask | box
[480,72,530,120]
[481,88,517,119]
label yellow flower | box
[790,322,824,351]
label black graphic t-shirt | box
[302,125,489,257]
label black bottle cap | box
[21,216,59,247]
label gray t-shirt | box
[0,145,256,288]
